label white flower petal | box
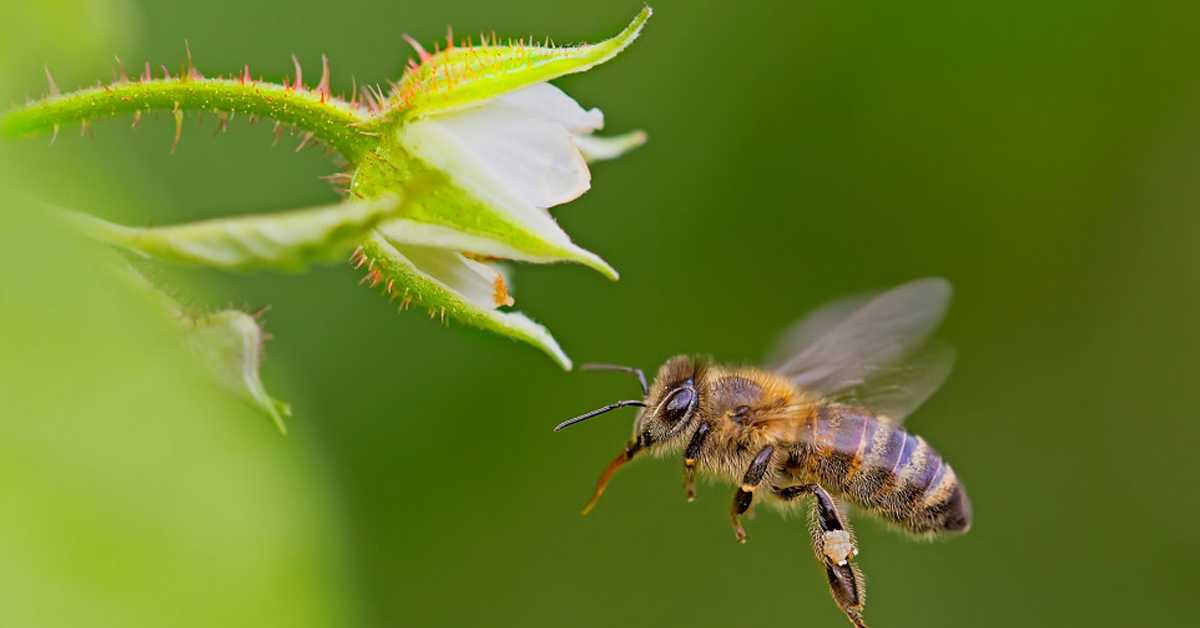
[403,100,592,210]
[395,82,623,279]
[492,83,604,134]
[573,130,648,163]
[377,218,614,278]
[360,235,572,370]
[392,243,512,310]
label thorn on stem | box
[290,54,303,90]
[114,55,128,83]
[317,54,331,102]
[295,131,314,152]
[402,34,432,61]
[184,40,196,79]
[171,102,183,154]
[44,66,60,97]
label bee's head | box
[553,355,706,515]
[630,355,703,450]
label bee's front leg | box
[682,423,711,502]
[729,445,775,543]
[775,484,868,628]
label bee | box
[554,278,971,628]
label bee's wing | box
[765,291,877,368]
[825,342,955,422]
[771,277,953,422]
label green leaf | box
[0,208,356,628]
[183,309,292,434]
[112,260,291,432]
[63,193,405,272]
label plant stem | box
[2,77,378,163]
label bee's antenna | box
[580,362,648,396]
[553,400,646,432]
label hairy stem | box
[2,76,377,162]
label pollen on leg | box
[822,530,857,566]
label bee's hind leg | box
[729,445,775,543]
[775,484,868,628]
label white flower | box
[382,82,630,278]
[351,7,652,290]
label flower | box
[381,81,640,279]
[2,8,654,378]
[343,7,653,368]
[355,7,653,283]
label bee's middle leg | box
[682,423,711,502]
[775,484,868,628]
[729,445,775,543]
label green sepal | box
[389,7,651,121]
[353,139,618,279]
[63,193,405,272]
[357,234,572,370]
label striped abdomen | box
[790,403,971,535]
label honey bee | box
[555,278,971,628]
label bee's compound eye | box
[661,386,695,425]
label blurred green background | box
[3,1,1198,626]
